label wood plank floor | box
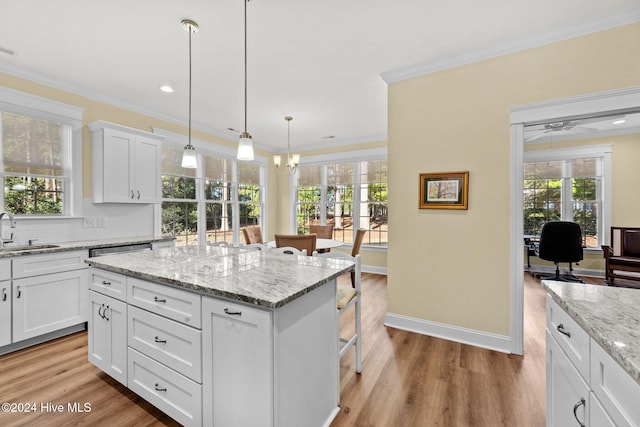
[0,272,564,426]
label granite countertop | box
[543,280,640,386]
[85,245,353,309]
[0,236,174,258]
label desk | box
[524,235,540,270]
[267,238,343,251]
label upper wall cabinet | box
[88,121,164,204]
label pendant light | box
[237,0,254,161]
[181,19,199,169]
[274,116,300,174]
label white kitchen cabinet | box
[13,268,88,342]
[546,294,640,426]
[88,290,127,386]
[546,330,589,426]
[0,258,11,346]
[88,120,163,204]
[202,281,338,427]
[202,297,272,427]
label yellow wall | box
[387,23,640,336]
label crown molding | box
[380,9,640,84]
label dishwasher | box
[88,242,152,257]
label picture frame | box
[419,171,469,210]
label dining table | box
[266,238,343,251]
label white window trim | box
[0,86,84,218]
[153,127,267,244]
[524,144,612,249]
[292,147,388,249]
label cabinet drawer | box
[12,250,88,278]
[127,278,201,328]
[128,305,201,382]
[128,348,202,427]
[546,295,590,380]
[89,268,126,301]
[0,259,10,281]
[590,340,640,426]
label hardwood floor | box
[0,272,554,426]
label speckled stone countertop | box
[85,245,354,309]
[543,280,640,386]
[0,236,174,258]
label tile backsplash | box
[4,199,158,245]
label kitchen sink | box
[0,244,60,252]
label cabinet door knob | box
[2,288,6,302]
[153,296,166,303]
[154,383,167,392]
[572,397,585,427]
[224,307,242,316]
[557,323,571,338]
[154,336,167,344]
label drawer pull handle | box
[131,190,135,199]
[154,383,167,392]
[557,323,571,338]
[224,307,242,316]
[101,280,112,286]
[103,305,110,321]
[154,336,167,344]
[572,397,585,427]
[2,288,6,302]
[98,304,105,319]
[154,296,167,303]
[137,190,141,200]
[16,286,21,299]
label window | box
[295,154,388,248]
[160,142,265,247]
[523,146,610,249]
[0,88,82,217]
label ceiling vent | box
[0,46,18,56]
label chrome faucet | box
[0,212,16,249]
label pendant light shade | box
[181,145,197,168]
[237,132,254,161]
[237,0,254,161]
[181,19,199,169]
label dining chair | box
[242,243,268,251]
[310,224,334,253]
[242,226,263,244]
[313,250,362,374]
[349,228,367,287]
[309,224,334,239]
[270,246,307,256]
[274,233,317,256]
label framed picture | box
[419,171,469,210]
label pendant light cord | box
[188,27,193,147]
[244,0,248,134]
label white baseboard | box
[362,265,387,275]
[384,313,512,354]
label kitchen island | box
[543,280,640,426]
[85,245,353,427]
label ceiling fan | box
[524,120,598,142]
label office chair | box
[537,221,584,283]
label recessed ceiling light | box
[612,119,626,125]
[159,85,174,93]
[322,135,336,140]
